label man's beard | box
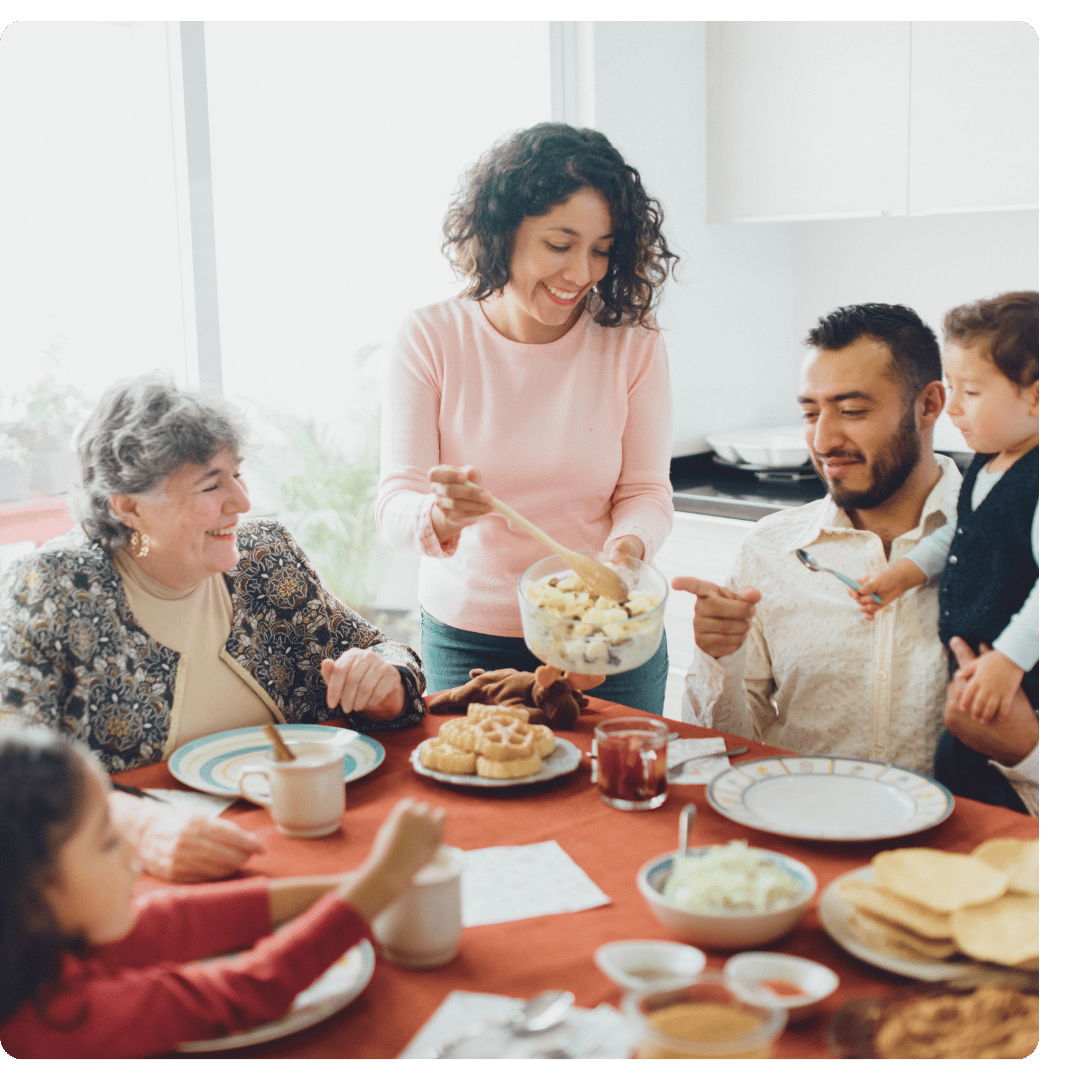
[813,411,922,512]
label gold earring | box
[131,529,150,558]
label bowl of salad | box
[636,841,817,948]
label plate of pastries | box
[411,703,582,787]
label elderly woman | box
[377,122,678,714]
[0,375,425,881]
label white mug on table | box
[372,844,464,968]
[237,741,346,838]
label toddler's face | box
[44,764,141,945]
[943,342,1038,456]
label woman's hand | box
[321,650,406,719]
[108,790,266,883]
[338,798,447,922]
[429,464,492,543]
[603,535,645,565]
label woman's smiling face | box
[485,186,614,344]
[111,446,251,591]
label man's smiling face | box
[798,335,922,512]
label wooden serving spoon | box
[488,495,628,602]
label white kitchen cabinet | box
[654,510,756,720]
[908,22,1038,215]
[706,21,1037,223]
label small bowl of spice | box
[722,952,839,1023]
[594,939,707,991]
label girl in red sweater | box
[0,723,446,1058]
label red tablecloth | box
[116,698,1038,1059]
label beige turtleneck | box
[114,549,273,750]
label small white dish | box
[594,939,707,991]
[723,951,839,1022]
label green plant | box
[0,432,29,464]
[250,410,381,613]
[15,377,92,448]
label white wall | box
[584,23,1038,457]
[590,21,796,456]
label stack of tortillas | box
[839,839,1038,968]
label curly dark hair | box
[442,122,678,328]
[943,291,1038,387]
[804,303,942,405]
[0,722,94,1025]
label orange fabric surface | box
[117,697,1038,1059]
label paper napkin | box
[460,840,610,927]
[144,788,236,817]
[667,736,731,785]
[399,991,635,1059]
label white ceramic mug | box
[371,845,464,968]
[237,742,346,838]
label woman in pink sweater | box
[377,123,678,713]
[0,723,445,1057]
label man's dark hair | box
[943,291,1038,387]
[804,303,942,404]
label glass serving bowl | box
[517,553,668,676]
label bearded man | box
[675,304,960,775]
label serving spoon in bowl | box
[489,495,628,602]
[795,548,881,605]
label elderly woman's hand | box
[321,650,406,719]
[429,464,493,543]
[108,790,267,883]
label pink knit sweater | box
[376,297,674,636]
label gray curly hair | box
[73,374,246,552]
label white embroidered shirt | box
[682,456,964,777]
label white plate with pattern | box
[168,724,384,797]
[705,755,953,841]
[176,940,375,1052]
[410,738,582,788]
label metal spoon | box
[490,495,628,603]
[795,548,881,605]
[678,803,695,860]
[423,988,575,1058]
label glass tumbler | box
[595,717,668,810]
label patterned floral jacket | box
[0,519,425,772]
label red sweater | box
[1,878,369,1058]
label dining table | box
[116,695,1039,1059]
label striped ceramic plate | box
[167,724,384,796]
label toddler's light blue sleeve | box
[905,520,955,582]
[994,503,1039,672]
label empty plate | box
[706,755,953,842]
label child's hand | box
[956,648,1025,724]
[339,798,447,921]
[367,797,447,888]
[849,558,927,620]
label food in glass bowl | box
[518,553,668,675]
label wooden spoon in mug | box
[488,495,628,602]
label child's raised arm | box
[337,798,447,922]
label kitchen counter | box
[670,452,825,521]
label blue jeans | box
[420,609,669,716]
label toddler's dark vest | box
[938,446,1039,708]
